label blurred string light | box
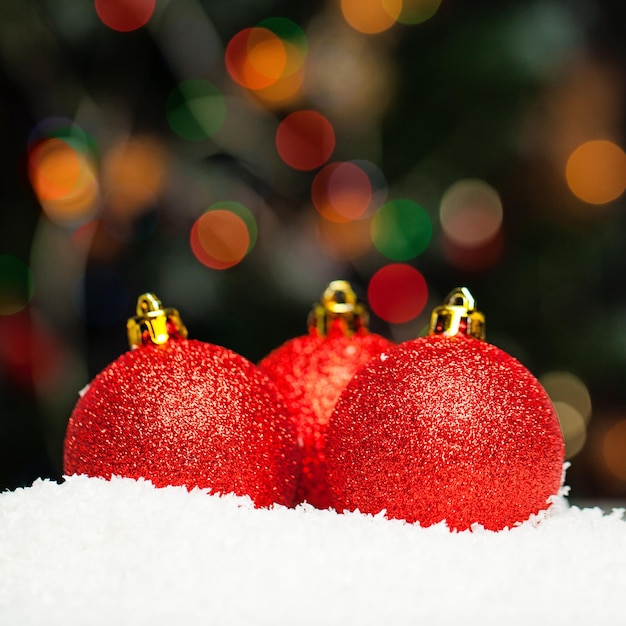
[367,263,428,324]
[0,255,35,316]
[225,18,307,107]
[540,371,591,459]
[275,110,335,170]
[190,202,257,270]
[341,0,402,34]
[28,136,100,227]
[439,179,504,271]
[94,0,155,32]
[565,140,626,205]
[371,199,432,261]
[166,80,226,141]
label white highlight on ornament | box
[1,474,625,625]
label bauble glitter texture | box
[64,293,299,508]
[325,288,565,531]
[260,281,393,508]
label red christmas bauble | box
[64,294,299,508]
[325,289,565,531]
[259,281,393,509]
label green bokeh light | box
[206,201,258,253]
[257,17,307,55]
[0,255,35,316]
[166,80,226,141]
[398,0,442,25]
[371,199,432,260]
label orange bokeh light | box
[226,28,288,91]
[29,138,81,201]
[565,140,626,205]
[190,210,250,270]
[341,0,402,34]
[603,420,626,481]
[102,136,166,217]
[28,138,99,225]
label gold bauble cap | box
[428,287,485,340]
[126,292,188,348]
[308,280,369,337]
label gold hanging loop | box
[126,293,188,348]
[307,280,369,337]
[428,287,486,340]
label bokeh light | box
[311,162,373,222]
[371,199,432,260]
[226,27,286,90]
[540,371,592,423]
[190,206,254,270]
[94,0,155,32]
[166,80,226,141]
[440,179,503,248]
[275,110,335,171]
[603,420,626,481]
[353,159,388,210]
[27,117,93,149]
[258,17,307,59]
[0,256,35,316]
[209,201,258,250]
[303,22,395,120]
[225,20,307,105]
[0,311,63,389]
[316,215,373,260]
[565,140,626,205]
[341,0,402,34]
[368,264,428,324]
[553,401,587,459]
[398,0,442,25]
[541,371,591,459]
[72,267,130,327]
[102,135,166,219]
[28,137,99,226]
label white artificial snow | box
[1,475,625,625]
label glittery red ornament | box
[64,293,299,508]
[325,287,565,531]
[259,281,393,509]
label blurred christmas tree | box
[1,0,625,500]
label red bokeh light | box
[275,110,335,171]
[367,264,428,324]
[94,0,155,33]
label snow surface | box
[1,475,626,625]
